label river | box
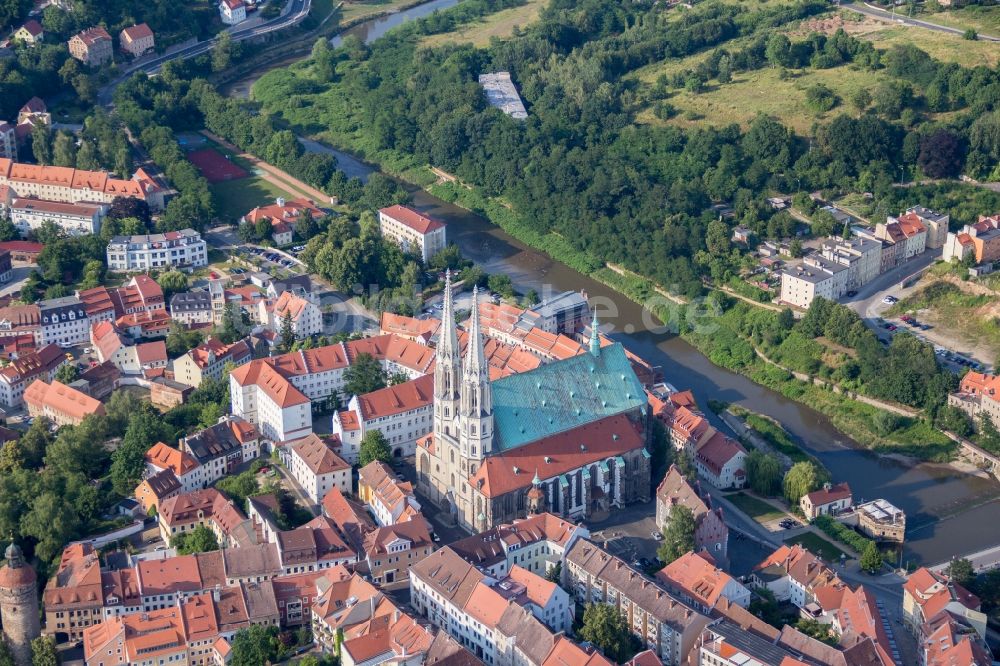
[223,0,1000,565]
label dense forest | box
[248,0,1000,297]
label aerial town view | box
[1,0,1000,663]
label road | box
[97,0,313,105]
[842,1,1000,41]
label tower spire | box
[460,285,493,459]
[433,269,462,439]
[589,310,601,357]
[439,270,459,357]
[463,286,486,380]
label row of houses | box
[779,207,947,309]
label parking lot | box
[873,295,987,373]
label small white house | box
[219,0,247,25]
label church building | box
[416,274,651,532]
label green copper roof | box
[491,342,646,452]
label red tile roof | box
[145,442,200,477]
[802,482,852,508]
[121,23,153,42]
[24,379,105,421]
[355,374,434,419]
[289,433,350,476]
[379,204,445,234]
[469,414,644,498]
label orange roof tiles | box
[463,583,509,626]
[356,374,434,419]
[272,290,311,321]
[380,312,439,342]
[121,23,153,41]
[24,379,105,422]
[145,442,200,477]
[0,158,151,200]
[470,414,643,498]
[656,551,737,609]
[380,204,445,234]
[289,433,350,475]
[541,636,615,666]
[505,564,559,607]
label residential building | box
[448,512,588,579]
[943,214,1000,266]
[800,482,852,520]
[564,540,710,665]
[266,275,318,305]
[876,215,927,263]
[494,565,573,634]
[750,544,840,609]
[157,489,250,548]
[261,290,322,341]
[0,160,163,209]
[819,236,881,290]
[145,441,204,493]
[115,308,171,339]
[654,551,750,613]
[950,371,1000,424]
[0,304,41,344]
[13,20,43,45]
[90,321,167,377]
[8,197,107,236]
[0,343,65,408]
[287,433,351,504]
[380,311,439,344]
[904,206,949,249]
[25,379,105,426]
[654,465,729,561]
[181,416,261,485]
[42,543,103,643]
[378,205,447,262]
[854,499,906,543]
[919,609,992,666]
[229,335,435,442]
[902,567,986,640]
[173,338,252,388]
[134,468,182,514]
[106,229,207,272]
[241,198,323,245]
[170,290,214,325]
[311,566,398,653]
[118,23,154,58]
[0,248,14,284]
[68,27,113,66]
[691,432,746,490]
[0,122,16,160]
[340,609,432,666]
[417,280,650,532]
[75,361,120,400]
[0,240,42,262]
[362,519,434,588]
[527,290,590,335]
[38,295,91,346]
[17,97,50,127]
[358,461,422,526]
[333,374,435,462]
[780,256,850,309]
[219,0,247,25]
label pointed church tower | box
[461,286,493,460]
[434,270,462,440]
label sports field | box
[186,148,251,183]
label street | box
[842,1,999,41]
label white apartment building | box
[219,0,247,24]
[38,295,90,346]
[8,198,107,236]
[378,205,447,262]
[169,290,214,326]
[0,160,162,208]
[229,336,435,443]
[0,123,16,161]
[820,236,881,291]
[286,433,351,503]
[331,375,434,463]
[172,338,252,388]
[0,343,66,408]
[261,291,322,341]
[106,229,207,272]
[780,256,850,309]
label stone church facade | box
[417,275,651,532]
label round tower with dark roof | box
[0,538,40,666]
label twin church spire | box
[433,271,493,459]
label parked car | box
[882,295,898,304]
[846,290,858,297]
[651,530,663,541]
[900,314,914,323]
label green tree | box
[176,524,219,555]
[359,430,393,467]
[212,31,234,72]
[55,363,79,384]
[76,140,99,171]
[312,37,336,82]
[278,311,295,354]
[947,558,975,588]
[157,271,188,299]
[0,639,13,666]
[343,352,387,396]
[783,461,829,505]
[31,635,58,666]
[230,625,281,666]
[111,410,171,495]
[795,618,837,645]
[860,540,883,574]
[746,450,782,496]
[166,322,205,358]
[658,504,696,563]
[52,130,76,167]
[850,88,872,114]
[578,604,641,663]
[31,123,52,165]
[0,213,16,243]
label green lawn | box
[726,492,787,523]
[420,0,548,47]
[211,176,299,223]
[920,5,1000,39]
[785,531,847,562]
